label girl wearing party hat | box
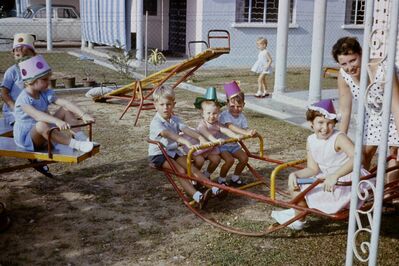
[271,99,371,230]
[1,33,36,125]
[13,55,95,152]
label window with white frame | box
[345,0,365,25]
[235,0,294,24]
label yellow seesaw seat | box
[0,137,100,163]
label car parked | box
[0,4,81,41]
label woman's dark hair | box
[331,37,362,62]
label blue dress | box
[1,64,24,124]
[13,89,57,151]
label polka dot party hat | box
[18,55,52,82]
[13,33,35,51]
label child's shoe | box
[230,175,246,187]
[212,186,228,200]
[74,131,89,141]
[69,138,94,152]
[194,189,211,209]
[217,177,228,185]
[271,208,305,231]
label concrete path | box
[68,48,342,132]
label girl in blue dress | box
[14,55,95,152]
[1,33,36,125]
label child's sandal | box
[230,178,246,187]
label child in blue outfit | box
[14,55,95,152]
[1,33,36,125]
[148,85,225,207]
[219,81,258,186]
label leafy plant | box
[148,49,166,66]
[108,40,135,78]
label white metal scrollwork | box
[352,180,376,261]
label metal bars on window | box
[236,0,293,24]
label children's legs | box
[53,107,80,133]
[206,154,221,174]
[219,152,234,178]
[256,74,263,95]
[193,155,205,170]
[164,157,197,196]
[231,149,248,176]
[31,121,71,147]
[259,73,268,94]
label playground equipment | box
[94,29,231,126]
[148,135,399,236]
[0,123,100,176]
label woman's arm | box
[337,75,352,134]
[54,98,94,122]
[389,68,399,134]
[1,87,15,110]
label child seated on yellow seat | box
[218,81,258,186]
[148,86,226,207]
[271,99,371,230]
[14,55,95,152]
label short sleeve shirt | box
[219,110,248,129]
[148,113,187,157]
[1,64,24,114]
[14,89,58,125]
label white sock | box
[193,191,202,203]
[69,138,94,152]
[218,177,226,184]
[231,175,240,182]
[74,131,89,141]
[211,187,220,195]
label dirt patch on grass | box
[1,89,399,265]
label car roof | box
[27,4,78,11]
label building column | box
[136,0,144,61]
[46,0,52,51]
[272,0,290,96]
[308,0,327,103]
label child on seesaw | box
[271,99,370,230]
[148,85,226,208]
[193,87,242,185]
[1,33,36,125]
[13,55,95,152]
[218,81,258,186]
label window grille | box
[345,0,365,25]
[235,0,294,24]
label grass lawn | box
[1,51,398,265]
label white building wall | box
[130,0,169,50]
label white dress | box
[251,49,272,74]
[301,130,370,214]
[340,63,399,146]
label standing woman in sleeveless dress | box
[332,36,399,186]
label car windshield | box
[23,9,33,18]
